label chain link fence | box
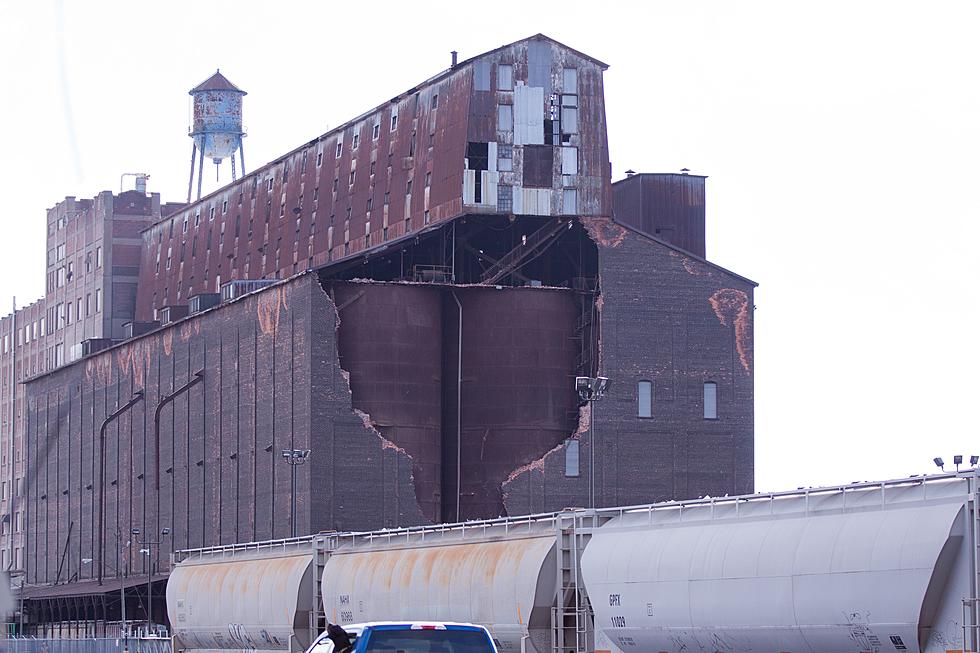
[3,637,172,653]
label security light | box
[954,455,963,465]
[131,527,141,536]
[161,527,171,536]
[933,457,945,470]
[971,455,979,466]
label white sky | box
[1,0,978,494]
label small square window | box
[390,113,398,131]
[352,133,360,150]
[336,142,343,158]
[498,64,513,91]
[372,123,380,140]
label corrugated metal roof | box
[190,70,246,94]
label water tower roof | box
[190,70,245,95]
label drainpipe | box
[6,296,15,572]
[97,391,145,585]
[153,371,204,552]
[450,292,462,523]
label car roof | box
[342,621,486,629]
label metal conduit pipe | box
[451,291,463,523]
[97,390,145,585]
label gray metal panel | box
[526,40,551,89]
[583,498,968,653]
[321,535,556,653]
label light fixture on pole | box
[576,376,610,509]
[282,449,311,538]
[132,527,169,636]
[972,455,979,467]
[933,457,945,471]
[954,455,964,472]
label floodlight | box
[954,455,963,466]
[161,527,171,536]
[971,455,979,466]
[933,457,944,469]
[131,527,141,535]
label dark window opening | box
[467,142,489,203]
[523,145,554,189]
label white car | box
[307,621,498,653]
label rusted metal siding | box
[330,281,444,523]
[612,173,707,258]
[442,287,579,521]
[135,35,611,322]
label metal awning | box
[23,573,169,600]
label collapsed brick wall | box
[503,218,755,513]
[22,274,425,587]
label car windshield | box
[362,628,492,653]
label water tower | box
[187,70,246,202]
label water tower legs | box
[231,154,237,182]
[187,143,198,204]
[238,141,246,177]
[196,147,205,201]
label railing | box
[4,637,171,653]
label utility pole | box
[575,376,610,509]
[132,527,169,636]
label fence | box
[2,637,171,653]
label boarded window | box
[565,438,580,477]
[561,147,578,175]
[562,189,577,214]
[474,60,491,91]
[498,144,513,172]
[497,104,513,132]
[498,64,513,90]
[561,106,578,135]
[523,145,553,188]
[638,380,652,418]
[563,67,577,93]
[704,382,718,419]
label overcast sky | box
[1,0,978,494]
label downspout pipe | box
[97,390,145,585]
[450,292,462,523]
[153,370,204,555]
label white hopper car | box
[168,472,980,653]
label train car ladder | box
[553,511,597,653]
[311,533,339,639]
[964,473,980,653]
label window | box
[563,67,578,93]
[349,170,356,186]
[498,104,513,131]
[66,301,72,325]
[497,185,513,212]
[562,189,578,214]
[66,261,74,283]
[268,177,274,191]
[195,211,201,226]
[56,267,65,287]
[638,381,652,418]
[703,382,718,419]
[370,161,376,176]
[561,147,578,175]
[56,244,66,260]
[561,96,578,136]
[182,216,188,233]
[56,303,64,329]
[54,343,64,366]
[372,123,380,140]
[222,200,228,214]
[425,171,432,187]
[316,150,323,167]
[96,246,102,268]
[352,133,359,150]
[498,64,513,90]
[564,438,580,477]
[498,144,513,172]
[431,93,438,109]
[86,293,92,316]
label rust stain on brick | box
[257,287,289,335]
[580,217,627,248]
[709,288,752,373]
[162,329,174,356]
